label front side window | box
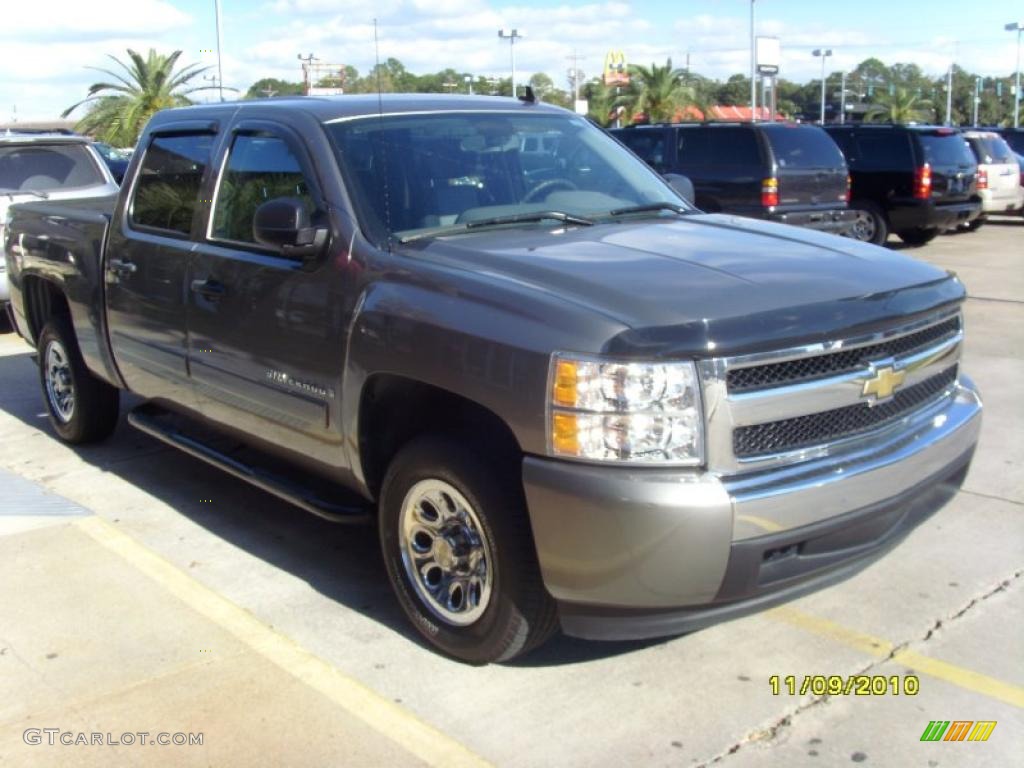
[130,133,214,235]
[327,112,688,242]
[211,133,315,244]
[0,143,105,192]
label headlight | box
[547,354,703,465]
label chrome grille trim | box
[699,308,964,475]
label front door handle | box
[190,278,226,298]
[108,258,137,276]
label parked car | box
[959,130,1024,227]
[610,122,856,235]
[825,124,980,246]
[4,95,981,662]
[994,127,1024,155]
[91,141,131,184]
[0,134,118,320]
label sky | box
[2,0,1022,121]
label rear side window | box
[130,133,214,236]
[967,136,1014,165]
[0,144,105,192]
[851,133,914,170]
[211,133,314,245]
[706,128,761,166]
[763,127,844,169]
[676,129,712,165]
[617,130,667,171]
[918,133,975,167]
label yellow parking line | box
[771,606,1024,709]
[75,516,492,768]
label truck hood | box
[408,213,964,356]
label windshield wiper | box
[606,202,689,217]
[0,188,50,200]
[398,210,593,243]
[465,210,594,229]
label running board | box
[127,404,372,525]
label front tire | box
[38,318,119,443]
[379,436,557,663]
[896,227,939,246]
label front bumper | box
[768,208,857,235]
[523,376,982,641]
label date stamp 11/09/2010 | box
[769,674,920,697]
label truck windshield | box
[326,112,690,242]
[0,144,105,192]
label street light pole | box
[973,76,981,127]
[498,29,523,98]
[297,52,317,96]
[750,0,756,120]
[213,0,225,102]
[1008,22,1023,129]
[813,49,832,125]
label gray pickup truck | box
[3,95,982,663]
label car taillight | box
[913,164,932,200]
[976,168,988,190]
[844,173,852,203]
[761,177,779,207]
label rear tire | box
[849,201,888,245]
[38,318,119,444]
[896,227,939,246]
[379,435,557,663]
[966,217,985,232]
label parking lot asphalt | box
[0,218,1021,767]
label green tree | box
[62,48,217,145]
[245,78,304,99]
[864,87,934,124]
[624,59,698,122]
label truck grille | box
[727,316,960,393]
[733,366,958,458]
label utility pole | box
[213,0,225,102]
[840,71,847,124]
[972,76,981,126]
[498,29,523,98]
[297,52,318,96]
[1007,22,1022,129]
[203,74,219,104]
[945,63,954,125]
[749,0,757,120]
[566,50,585,103]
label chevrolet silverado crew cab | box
[3,95,981,663]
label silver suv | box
[1,133,119,315]
[961,130,1024,228]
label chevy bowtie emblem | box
[861,364,906,403]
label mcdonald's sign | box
[603,50,629,87]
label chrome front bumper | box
[523,376,981,638]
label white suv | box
[962,130,1024,228]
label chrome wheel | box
[398,479,494,626]
[851,209,876,241]
[44,340,75,424]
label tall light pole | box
[973,76,981,126]
[297,52,318,96]
[750,0,756,120]
[213,0,225,102]
[498,29,522,98]
[1008,22,1023,129]
[813,48,832,125]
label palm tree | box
[623,59,700,123]
[864,87,934,124]
[62,49,217,146]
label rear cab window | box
[0,143,105,192]
[762,126,845,170]
[129,133,215,236]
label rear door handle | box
[190,278,226,298]
[108,258,137,276]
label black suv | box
[610,122,855,234]
[825,125,980,245]
[994,127,1024,155]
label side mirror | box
[663,173,695,204]
[253,197,328,260]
